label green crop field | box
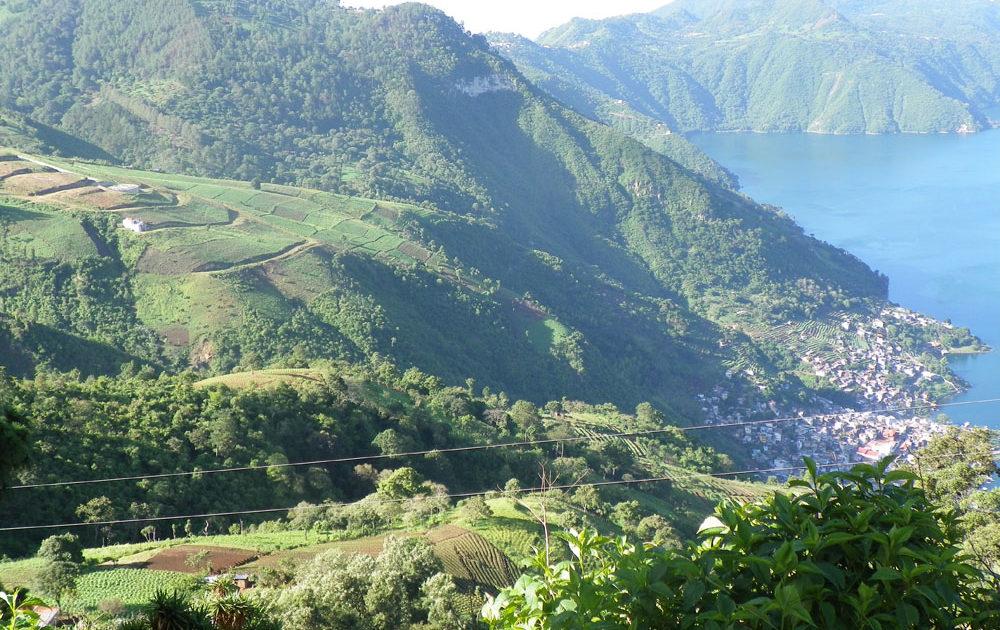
[426,525,519,590]
[137,222,301,274]
[469,499,547,565]
[255,212,320,238]
[0,556,44,587]
[122,201,232,227]
[261,250,336,302]
[64,569,198,614]
[525,317,570,352]
[133,273,243,345]
[195,368,326,389]
[133,274,196,330]
[0,197,98,260]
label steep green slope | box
[0,0,905,421]
[0,108,112,159]
[497,0,1000,134]
[488,32,738,188]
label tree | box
[0,405,29,492]
[611,500,642,530]
[35,559,79,607]
[905,426,997,502]
[37,534,84,564]
[509,401,542,434]
[484,458,1000,628]
[371,429,416,456]
[276,536,467,630]
[420,573,465,629]
[635,515,679,548]
[35,534,84,607]
[571,485,603,514]
[75,496,115,546]
[376,467,427,500]
[460,495,492,521]
[634,402,663,426]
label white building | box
[122,217,148,233]
[109,183,141,193]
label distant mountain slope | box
[486,32,738,188]
[494,0,1000,134]
[0,0,964,430]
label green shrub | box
[484,458,1000,628]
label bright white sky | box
[343,0,670,38]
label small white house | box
[122,217,149,233]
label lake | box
[691,130,1000,428]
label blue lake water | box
[690,131,1000,428]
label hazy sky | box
[343,0,669,38]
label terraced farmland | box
[425,525,520,590]
[751,319,867,363]
[0,197,99,260]
[123,200,233,228]
[0,150,560,374]
[543,410,768,505]
[0,158,40,179]
[242,524,518,590]
[1,171,87,196]
[15,152,461,276]
[549,411,648,458]
[44,185,134,210]
[136,222,303,274]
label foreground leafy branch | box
[483,458,1000,629]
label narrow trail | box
[199,240,320,276]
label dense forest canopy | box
[0,362,730,557]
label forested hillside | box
[0,0,915,423]
[494,0,1000,134]
[0,363,744,558]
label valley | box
[1,1,999,627]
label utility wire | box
[10,397,1000,491]
[3,451,995,532]
[0,462,851,532]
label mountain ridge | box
[496,0,1000,135]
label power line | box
[2,451,992,533]
[10,396,1000,491]
[0,462,840,532]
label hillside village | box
[700,306,979,476]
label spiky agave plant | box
[146,590,208,630]
[209,594,257,630]
[209,576,237,600]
